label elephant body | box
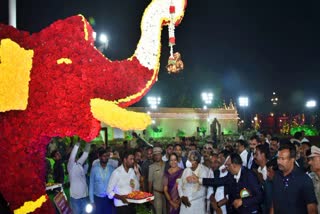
[0,15,156,213]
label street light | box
[305,99,317,125]
[9,0,17,28]
[238,96,249,107]
[99,34,108,44]
[238,96,249,128]
[271,92,279,106]
[306,100,316,108]
[93,32,109,51]
[201,92,213,109]
[147,96,161,109]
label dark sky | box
[1,0,320,113]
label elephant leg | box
[0,139,56,213]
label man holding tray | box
[107,150,140,214]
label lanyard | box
[99,166,108,181]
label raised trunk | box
[134,1,163,71]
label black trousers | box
[116,204,136,214]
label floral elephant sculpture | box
[0,0,186,213]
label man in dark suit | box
[247,135,259,170]
[224,153,263,213]
[188,153,263,213]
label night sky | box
[1,0,320,113]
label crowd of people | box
[45,131,320,214]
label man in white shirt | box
[107,151,140,214]
[254,144,269,182]
[162,144,173,162]
[67,142,90,214]
[236,140,248,167]
[207,153,229,214]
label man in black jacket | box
[188,153,263,214]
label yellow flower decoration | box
[0,39,33,112]
[90,98,151,130]
[14,194,48,214]
[57,58,72,64]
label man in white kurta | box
[178,151,208,214]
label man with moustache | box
[107,150,139,214]
[207,151,230,214]
[246,135,259,170]
[235,140,248,167]
[253,144,270,183]
[269,137,279,159]
[162,144,174,162]
[270,143,317,214]
[141,147,153,191]
[308,146,320,212]
[148,147,166,214]
[263,158,278,214]
[173,143,187,169]
[89,148,115,214]
[253,145,270,213]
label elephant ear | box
[0,39,34,112]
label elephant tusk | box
[90,98,151,130]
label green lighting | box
[150,126,163,138]
[223,129,233,135]
[124,131,133,140]
[290,125,319,136]
[177,129,186,137]
[199,127,207,133]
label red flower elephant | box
[0,0,186,213]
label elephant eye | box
[57,58,72,65]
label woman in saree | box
[164,153,184,214]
